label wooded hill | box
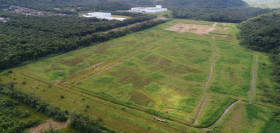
[239,11,280,104]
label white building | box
[131,5,168,13]
[81,12,126,21]
[0,17,5,22]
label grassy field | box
[0,19,279,132]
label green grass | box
[0,19,278,132]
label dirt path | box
[193,36,218,125]
[28,119,70,133]
[249,55,257,104]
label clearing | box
[165,23,217,34]
[0,19,279,132]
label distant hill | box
[0,0,132,13]
[243,0,280,8]
[158,0,248,8]
[239,11,280,52]
[0,0,248,10]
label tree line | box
[238,11,280,105]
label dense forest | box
[171,7,273,23]
[0,0,131,13]
[238,11,280,104]
[162,0,276,23]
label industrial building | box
[0,17,6,22]
[131,5,168,13]
[81,12,126,21]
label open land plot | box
[0,19,279,132]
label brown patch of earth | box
[166,23,217,35]
[159,58,172,67]
[61,58,83,66]
[29,119,70,133]
[144,55,159,64]
[130,91,154,107]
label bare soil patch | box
[29,119,70,133]
[166,23,217,35]
[61,58,83,66]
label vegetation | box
[0,82,68,122]
[0,14,279,132]
[238,11,280,105]
[0,12,162,71]
[171,7,273,23]
[70,113,110,133]
[0,0,131,13]
[195,94,236,127]
[0,95,48,133]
